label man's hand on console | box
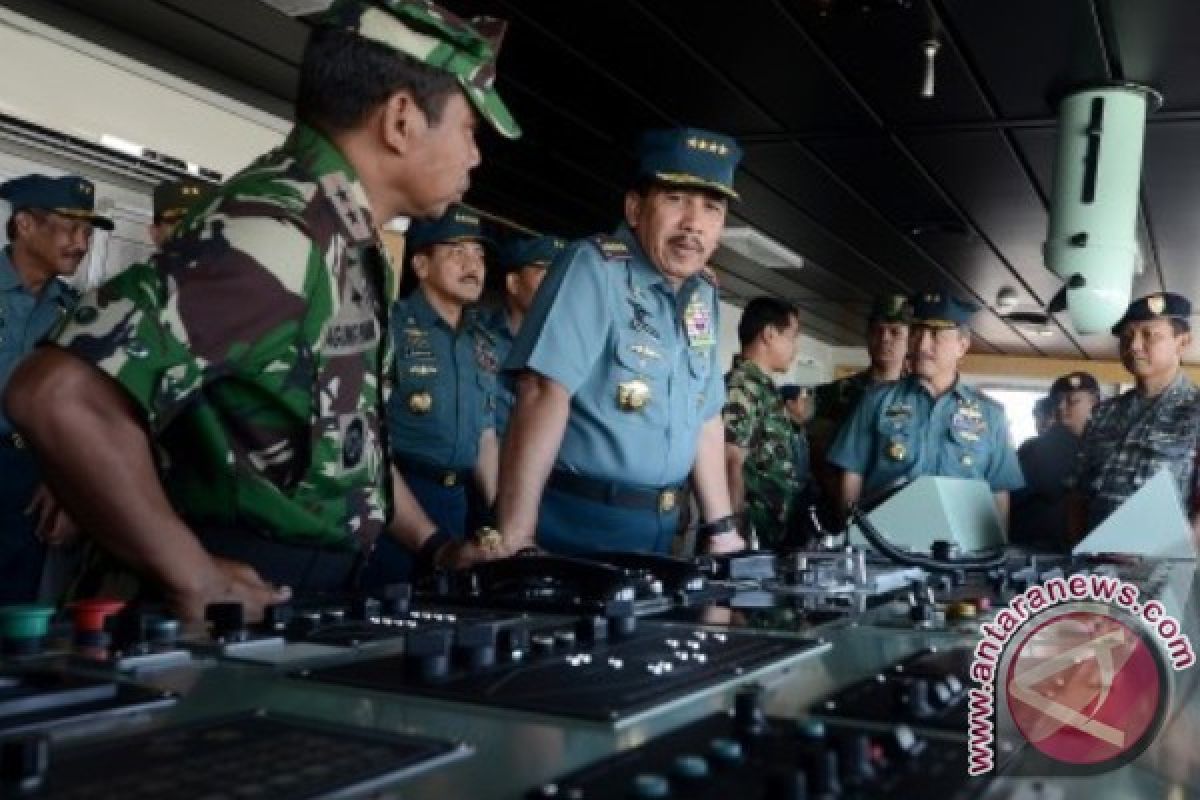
[167,556,292,624]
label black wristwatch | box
[696,514,738,541]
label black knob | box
[896,678,936,719]
[764,769,808,800]
[883,725,924,760]
[454,622,499,671]
[104,608,152,656]
[0,735,49,793]
[734,685,768,737]
[381,583,412,616]
[405,628,452,682]
[931,540,958,561]
[575,615,608,644]
[838,734,875,785]
[262,603,294,633]
[499,624,530,660]
[205,603,248,642]
[807,748,841,797]
[350,597,381,622]
[605,599,637,638]
[290,610,323,637]
[147,615,181,648]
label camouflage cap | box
[0,174,113,230]
[868,292,912,325]
[153,178,210,224]
[1110,291,1191,335]
[496,234,568,273]
[406,203,492,252]
[320,0,520,139]
[910,288,979,328]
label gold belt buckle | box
[442,472,458,487]
[658,489,677,513]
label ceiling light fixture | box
[719,226,806,270]
[921,37,941,99]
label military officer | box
[4,0,520,621]
[484,234,567,437]
[780,384,814,496]
[1069,293,1200,539]
[148,178,210,248]
[722,296,804,550]
[809,293,911,482]
[1012,371,1100,551]
[828,289,1023,526]
[0,175,104,602]
[495,127,744,556]
[362,205,499,587]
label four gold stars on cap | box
[686,137,730,156]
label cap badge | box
[1148,294,1166,315]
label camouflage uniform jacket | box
[1078,372,1200,528]
[54,125,396,552]
[722,355,800,547]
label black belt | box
[194,525,361,594]
[0,432,27,449]
[547,470,684,513]
[394,457,472,488]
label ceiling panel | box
[633,0,876,135]
[939,0,1109,119]
[784,0,992,127]
[1106,0,1200,108]
[1142,122,1200,300]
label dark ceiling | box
[8,0,1200,359]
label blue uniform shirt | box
[482,306,517,438]
[504,224,724,488]
[388,288,496,470]
[827,374,1024,496]
[0,247,76,435]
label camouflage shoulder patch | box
[588,235,632,261]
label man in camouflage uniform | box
[722,297,803,549]
[3,0,520,621]
[148,178,210,249]
[1070,293,1200,540]
[809,293,910,501]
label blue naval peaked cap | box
[1110,292,1191,335]
[636,127,743,201]
[406,204,493,252]
[496,234,568,273]
[0,173,113,230]
[910,288,980,328]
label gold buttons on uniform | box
[887,441,906,461]
[408,390,433,414]
[659,490,677,513]
[616,378,651,412]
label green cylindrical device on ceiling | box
[1043,83,1162,335]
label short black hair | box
[296,26,460,134]
[738,296,798,347]
[4,214,15,243]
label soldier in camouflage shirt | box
[3,0,520,621]
[723,297,803,549]
[1070,292,1200,539]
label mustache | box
[667,234,703,252]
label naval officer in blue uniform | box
[362,205,499,586]
[828,289,1024,527]
[484,234,567,438]
[0,174,109,602]
[494,128,745,556]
